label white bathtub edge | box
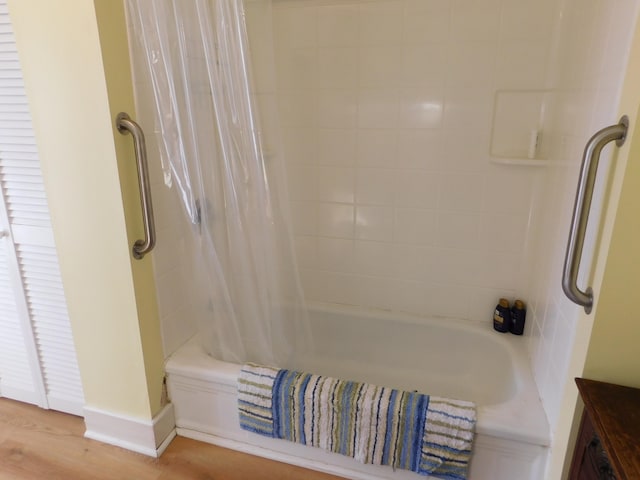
[167,337,550,449]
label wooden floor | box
[0,398,346,480]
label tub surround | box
[259,0,553,323]
[166,304,549,480]
[130,0,640,477]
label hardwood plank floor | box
[0,398,346,480]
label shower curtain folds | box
[126,0,311,367]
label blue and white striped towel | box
[237,363,476,479]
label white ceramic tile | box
[598,2,639,90]
[401,45,447,86]
[479,213,529,254]
[317,202,354,238]
[532,325,551,396]
[447,42,496,89]
[146,143,166,188]
[356,168,396,205]
[436,212,481,250]
[358,1,404,46]
[525,312,540,350]
[316,166,355,203]
[394,208,437,245]
[312,270,359,305]
[358,46,402,88]
[317,129,357,166]
[495,41,550,89]
[403,2,451,44]
[317,48,358,88]
[550,311,573,379]
[245,3,277,93]
[274,5,318,49]
[282,128,317,165]
[298,268,322,301]
[441,128,490,173]
[541,297,559,348]
[290,201,317,236]
[467,287,516,323]
[317,237,355,273]
[151,228,181,276]
[391,244,434,282]
[355,205,394,242]
[430,247,481,286]
[287,165,317,201]
[404,0,451,10]
[153,187,184,234]
[396,130,443,170]
[450,2,501,43]
[394,170,439,208]
[357,129,398,167]
[317,89,358,128]
[358,89,400,128]
[400,88,444,128]
[317,3,359,47]
[256,94,282,152]
[490,90,548,159]
[443,86,493,129]
[354,241,394,276]
[388,279,432,316]
[265,0,622,350]
[430,285,470,318]
[500,0,556,42]
[484,172,533,214]
[477,251,521,291]
[161,304,199,357]
[278,91,317,127]
[355,275,394,310]
[294,235,317,269]
[276,48,318,89]
[438,173,485,212]
[543,367,565,428]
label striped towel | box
[237,363,476,479]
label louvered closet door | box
[0,0,84,416]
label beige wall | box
[584,122,640,383]
[582,8,640,384]
[8,0,164,419]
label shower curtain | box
[126,0,311,366]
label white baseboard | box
[176,427,382,480]
[84,403,176,457]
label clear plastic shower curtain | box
[126,0,311,367]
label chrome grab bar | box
[562,116,628,314]
[116,112,156,260]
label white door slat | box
[0,2,84,415]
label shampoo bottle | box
[493,298,511,333]
[510,300,526,335]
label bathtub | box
[166,303,550,480]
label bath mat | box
[237,363,476,479]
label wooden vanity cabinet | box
[569,378,640,479]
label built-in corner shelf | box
[490,89,555,167]
[490,157,550,167]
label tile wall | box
[130,59,201,358]
[524,0,639,435]
[263,0,557,321]
[250,0,639,448]
[131,1,639,457]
